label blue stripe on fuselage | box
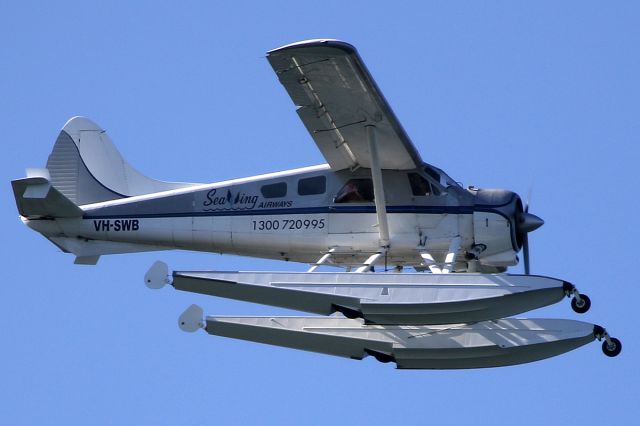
[83,204,500,219]
[81,204,519,251]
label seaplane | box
[12,39,621,369]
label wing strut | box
[366,125,390,249]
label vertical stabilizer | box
[46,116,196,205]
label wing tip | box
[267,39,356,56]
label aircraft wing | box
[267,39,423,171]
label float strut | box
[566,285,591,314]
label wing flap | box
[268,40,422,171]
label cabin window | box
[261,182,287,198]
[334,179,374,203]
[298,176,326,196]
[408,173,432,196]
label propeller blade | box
[523,233,530,275]
[525,186,533,213]
[520,188,536,275]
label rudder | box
[46,116,195,205]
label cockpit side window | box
[409,172,442,196]
[334,179,374,203]
[408,173,432,196]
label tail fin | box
[46,116,196,205]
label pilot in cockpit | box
[335,179,375,203]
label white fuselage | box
[25,165,519,271]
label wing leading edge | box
[267,39,423,171]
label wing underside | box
[267,39,422,171]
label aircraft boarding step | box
[145,262,588,325]
[178,306,603,369]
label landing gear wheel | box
[602,337,622,357]
[571,294,591,313]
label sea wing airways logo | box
[203,188,259,211]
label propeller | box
[522,232,530,275]
[517,195,544,275]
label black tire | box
[571,294,591,313]
[602,337,622,357]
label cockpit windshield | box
[424,164,459,188]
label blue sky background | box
[2,1,639,424]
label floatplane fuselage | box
[23,142,531,273]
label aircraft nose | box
[517,212,544,234]
[472,188,544,250]
[514,194,543,275]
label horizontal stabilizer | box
[12,175,83,219]
[171,271,573,325]
[201,316,596,369]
